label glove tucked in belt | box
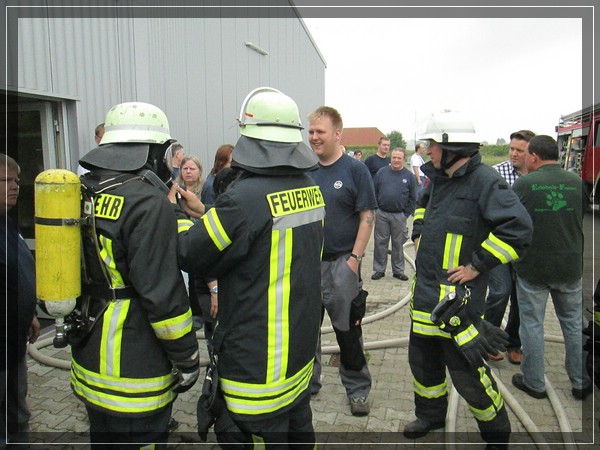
[431,286,508,369]
[172,349,201,394]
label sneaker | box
[393,273,409,281]
[371,272,385,280]
[403,417,445,439]
[572,384,593,400]
[349,396,370,416]
[487,352,504,362]
[512,373,547,399]
[507,348,522,365]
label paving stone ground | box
[25,219,598,449]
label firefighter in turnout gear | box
[73,102,200,448]
[173,87,324,448]
[404,130,533,449]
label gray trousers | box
[373,209,408,275]
[311,256,372,398]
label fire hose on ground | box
[28,240,580,447]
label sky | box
[301,17,585,145]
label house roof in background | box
[341,127,386,146]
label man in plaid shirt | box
[485,130,536,364]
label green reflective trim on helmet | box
[238,87,304,143]
[101,102,173,145]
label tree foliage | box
[386,130,407,150]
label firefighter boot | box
[403,418,445,439]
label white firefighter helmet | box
[238,87,304,143]
[80,101,175,172]
[419,110,479,144]
[418,110,480,156]
[101,102,173,145]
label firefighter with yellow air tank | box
[62,102,199,448]
[172,87,324,448]
[404,123,533,449]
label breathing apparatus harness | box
[63,169,171,346]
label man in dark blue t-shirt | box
[308,106,377,417]
[364,137,391,178]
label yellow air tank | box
[35,169,81,347]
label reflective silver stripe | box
[71,360,175,392]
[454,324,479,346]
[411,322,452,338]
[269,229,289,381]
[104,301,126,376]
[104,123,170,134]
[221,360,313,397]
[223,368,311,414]
[71,373,176,413]
[482,233,519,264]
[152,310,193,340]
[202,208,232,251]
[272,208,325,231]
[411,309,435,324]
[413,378,447,398]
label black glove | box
[172,351,200,394]
[431,286,493,369]
[452,323,496,369]
[478,320,509,355]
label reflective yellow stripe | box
[177,218,193,233]
[453,324,479,347]
[71,371,176,414]
[411,321,452,338]
[141,445,155,450]
[97,235,128,377]
[201,208,232,251]
[414,207,425,221]
[267,228,293,382]
[594,310,600,327]
[251,435,266,450]
[468,367,503,421]
[221,359,313,415]
[481,232,519,264]
[439,284,455,302]
[151,308,193,340]
[99,300,130,377]
[442,233,462,269]
[411,309,435,324]
[98,235,125,288]
[413,378,447,399]
[72,359,175,393]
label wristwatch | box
[209,286,218,294]
[350,253,363,263]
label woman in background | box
[200,144,233,207]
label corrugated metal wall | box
[16,7,325,172]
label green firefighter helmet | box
[100,102,173,145]
[237,87,304,143]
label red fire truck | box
[556,103,600,203]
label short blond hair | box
[0,153,20,173]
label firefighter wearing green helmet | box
[404,123,533,449]
[173,87,324,447]
[72,102,200,448]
